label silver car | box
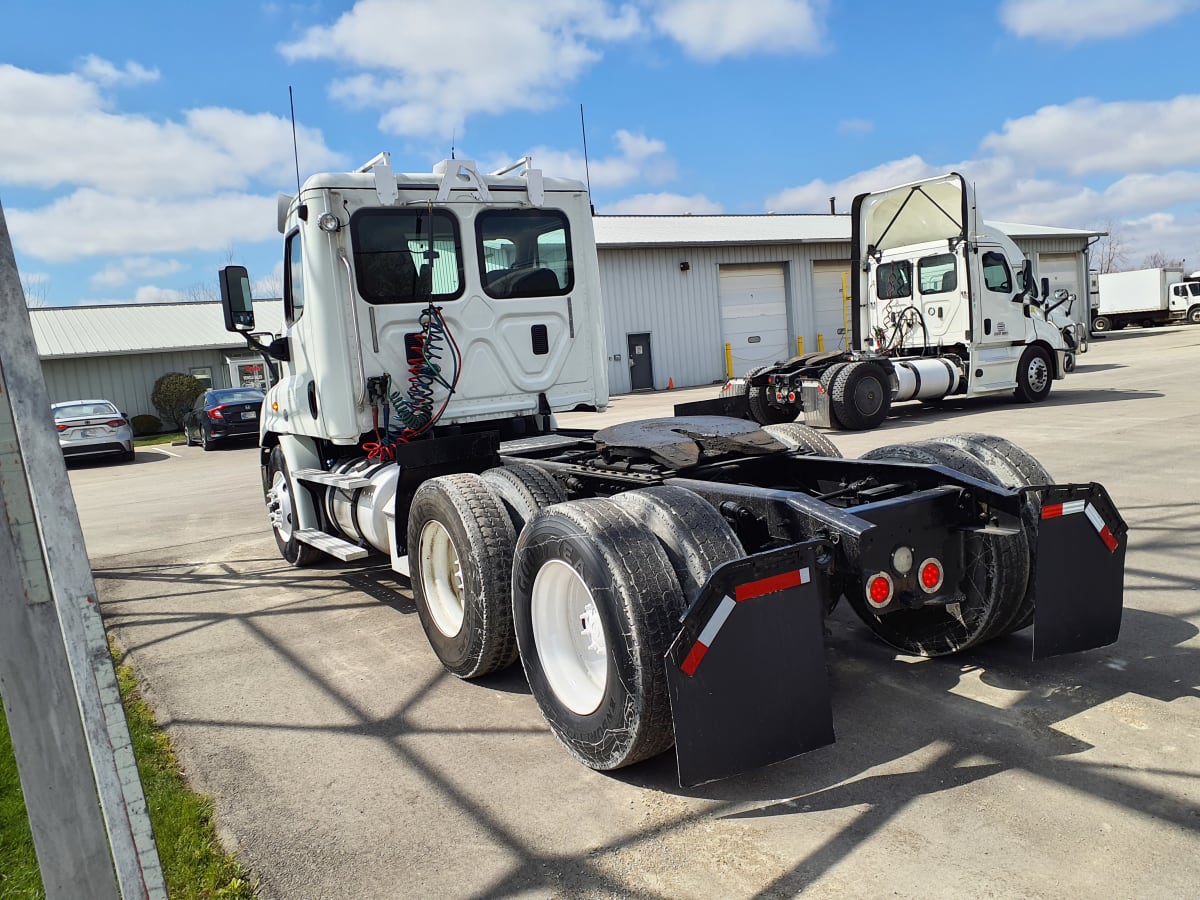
[53,399,135,463]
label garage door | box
[719,264,788,375]
[812,261,852,351]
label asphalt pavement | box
[69,325,1200,899]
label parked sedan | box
[53,400,135,463]
[182,388,265,450]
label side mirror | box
[267,336,291,362]
[1040,276,1050,301]
[219,266,255,332]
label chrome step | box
[293,468,372,490]
[294,529,370,561]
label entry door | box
[627,333,654,391]
[811,261,851,350]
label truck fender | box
[271,433,323,532]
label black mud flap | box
[673,394,752,419]
[665,541,834,787]
[1032,484,1127,659]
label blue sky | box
[3,0,1199,306]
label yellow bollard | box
[817,333,825,352]
[796,336,804,355]
[725,342,733,379]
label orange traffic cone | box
[667,377,675,390]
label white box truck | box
[1093,266,1200,331]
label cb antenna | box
[451,128,456,160]
[580,104,594,215]
[289,86,301,196]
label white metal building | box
[31,300,282,421]
[593,215,1101,394]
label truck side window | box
[982,252,1012,292]
[918,254,957,294]
[285,230,304,325]
[876,260,912,300]
[350,208,464,304]
[477,209,574,299]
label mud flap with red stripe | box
[1032,483,1127,659]
[665,540,834,787]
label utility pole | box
[0,200,166,898]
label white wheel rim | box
[1028,356,1049,393]
[266,470,294,541]
[531,559,608,715]
[419,520,466,637]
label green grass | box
[135,431,184,447]
[0,647,256,899]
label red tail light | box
[55,423,68,432]
[866,572,894,609]
[918,558,944,593]
[207,406,226,420]
[105,418,126,427]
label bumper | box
[62,440,131,458]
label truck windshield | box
[350,208,464,304]
[477,209,574,299]
[918,254,957,295]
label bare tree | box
[1091,220,1128,273]
[1141,250,1183,269]
[20,274,48,307]
[183,281,219,303]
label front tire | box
[407,474,518,679]
[265,446,323,567]
[1091,315,1110,333]
[1013,345,1052,403]
[1188,305,1200,325]
[513,499,684,770]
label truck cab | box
[852,173,1069,400]
[229,155,608,450]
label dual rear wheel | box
[406,468,744,771]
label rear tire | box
[408,474,518,678]
[851,442,1027,654]
[265,446,323,567]
[935,433,1051,637]
[830,361,890,430]
[819,362,848,427]
[482,462,567,537]
[513,499,684,770]
[746,366,794,425]
[611,486,743,606]
[1013,345,1052,403]
[762,422,842,457]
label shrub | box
[130,414,163,436]
[151,373,204,429]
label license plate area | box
[242,411,257,420]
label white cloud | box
[78,55,159,87]
[599,192,724,214]
[280,0,642,138]
[837,118,873,135]
[90,257,187,289]
[0,64,344,196]
[982,96,1200,176]
[133,285,186,303]
[654,0,827,60]
[765,156,940,213]
[495,129,676,188]
[1000,0,1200,41]
[7,191,279,262]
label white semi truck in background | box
[721,174,1079,431]
[1092,266,1200,331]
[218,154,1126,786]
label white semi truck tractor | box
[727,174,1077,431]
[220,155,1126,786]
